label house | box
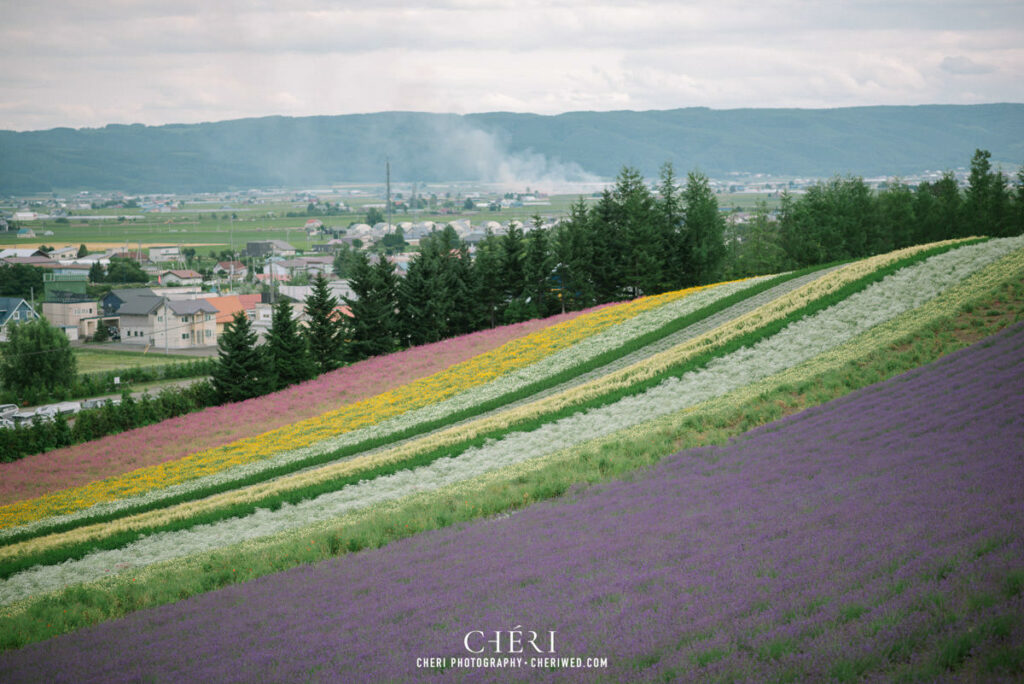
[102,288,157,316]
[158,270,203,286]
[118,296,218,349]
[16,228,36,239]
[148,246,182,263]
[47,246,81,260]
[200,294,261,338]
[1,255,54,268]
[213,261,248,281]
[246,240,296,258]
[0,297,41,341]
[42,299,100,340]
[0,248,49,259]
[251,299,305,340]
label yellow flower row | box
[1,282,724,531]
[0,241,973,558]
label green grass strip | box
[0,242,979,577]
[1,253,1019,652]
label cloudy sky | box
[1,0,1022,131]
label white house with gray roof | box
[117,295,218,349]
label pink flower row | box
[0,307,610,506]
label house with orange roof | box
[201,293,261,338]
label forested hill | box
[1,104,1022,194]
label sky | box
[0,0,1022,132]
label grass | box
[73,349,197,374]
[0,252,1020,651]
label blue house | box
[0,297,41,341]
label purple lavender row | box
[3,323,1023,683]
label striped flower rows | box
[0,284,710,532]
[0,239,982,558]
[0,276,775,543]
[2,236,1018,606]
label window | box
[205,329,212,337]
[181,333,189,340]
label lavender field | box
[3,322,1021,682]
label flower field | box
[0,235,1022,680]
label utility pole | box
[386,158,392,233]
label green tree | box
[914,172,962,243]
[551,198,596,312]
[727,200,785,277]
[378,227,407,255]
[0,318,77,400]
[500,221,527,302]
[877,181,916,251]
[77,243,89,258]
[964,149,1013,237]
[333,243,359,278]
[0,264,44,299]
[88,262,105,283]
[265,298,315,390]
[470,229,506,328]
[366,206,385,226]
[211,311,271,403]
[614,166,660,296]
[523,218,556,317]
[105,257,149,284]
[656,163,687,290]
[342,252,399,362]
[681,171,727,285]
[304,273,345,374]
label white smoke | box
[435,119,603,194]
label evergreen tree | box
[656,162,687,290]
[398,246,443,347]
[470,229,506,328]
[614,166,660,296]
[588,189,627,303]
[342,252,399,362]
[552,198,596,312]
[211,311,271,403]
[877,181,916,251]
[1014,167,1024,236]
[681,171,727,286]
[500,221,527,302]
[965,149,1013,237]
[304,273,344,373]
[266,298,315,390]
[523,218,556,317]
[914,172,962,243]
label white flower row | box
[0,275,775,541]
[3,236,1019,606]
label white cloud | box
[0,1,1021,130]
[940,55,997,75]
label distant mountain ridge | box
[1,104,1021,194]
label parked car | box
[81,397,120,410]
[13,411,37,426]
[54,402,81,415]
[33,406,57,423]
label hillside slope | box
[0,236,1021,677]
[4,321,1021,682]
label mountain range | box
[1,104,1021,194]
